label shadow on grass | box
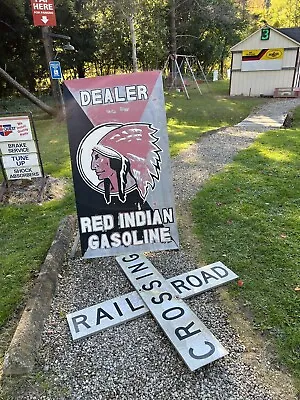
[166,87,266,156]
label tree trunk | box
[220,59,224,79]
[27,73,36,93]
[169,0,177,79]
[128,14,138,72]
[41,27,64,111]
[0,67,57,117]
[77,63,85,78]
[170,0,177,55]
[220,39,227,78]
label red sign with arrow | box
[30,0,57,27]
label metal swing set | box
[162,54,209,99]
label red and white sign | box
[0,116,32,141]
[64,71,180,258]
[30,0,57,27]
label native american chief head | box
[90,123,162,204]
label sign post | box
[42,27,64,110]
[30,1,64,110]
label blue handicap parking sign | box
[49,61,62,80]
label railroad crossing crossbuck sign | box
[67,255,238,371]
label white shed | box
[229,25,300,97]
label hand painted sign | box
[2,153,40,169]
[64,71,179,258]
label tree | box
[0,0,250,101]
[0,0,44,95]
[97,0,142,72]
[0,67,56,116]
[172,0,245,75]
[91,0,169,72]
[53,0,100,78]
[244,0,300,28]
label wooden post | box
[41,26,64,112]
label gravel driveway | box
[6,98,300,400]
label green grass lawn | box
[192,107,300,386]
[0,119,75,330]
[166,81,265,156]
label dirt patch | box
[218,288,298,399]
[0,176,68,205]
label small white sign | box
[0,140,37,155]
[0,116,32,142]
[2,152,40,169]
[116,254,228,371]
[67,261,237,341]
[5,166,43,180]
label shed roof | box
[277,28,300,44]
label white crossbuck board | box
[67,260,237,340]
[116,254,230,371]
[67,258,238,370]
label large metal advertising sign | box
[64,71,180,258]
